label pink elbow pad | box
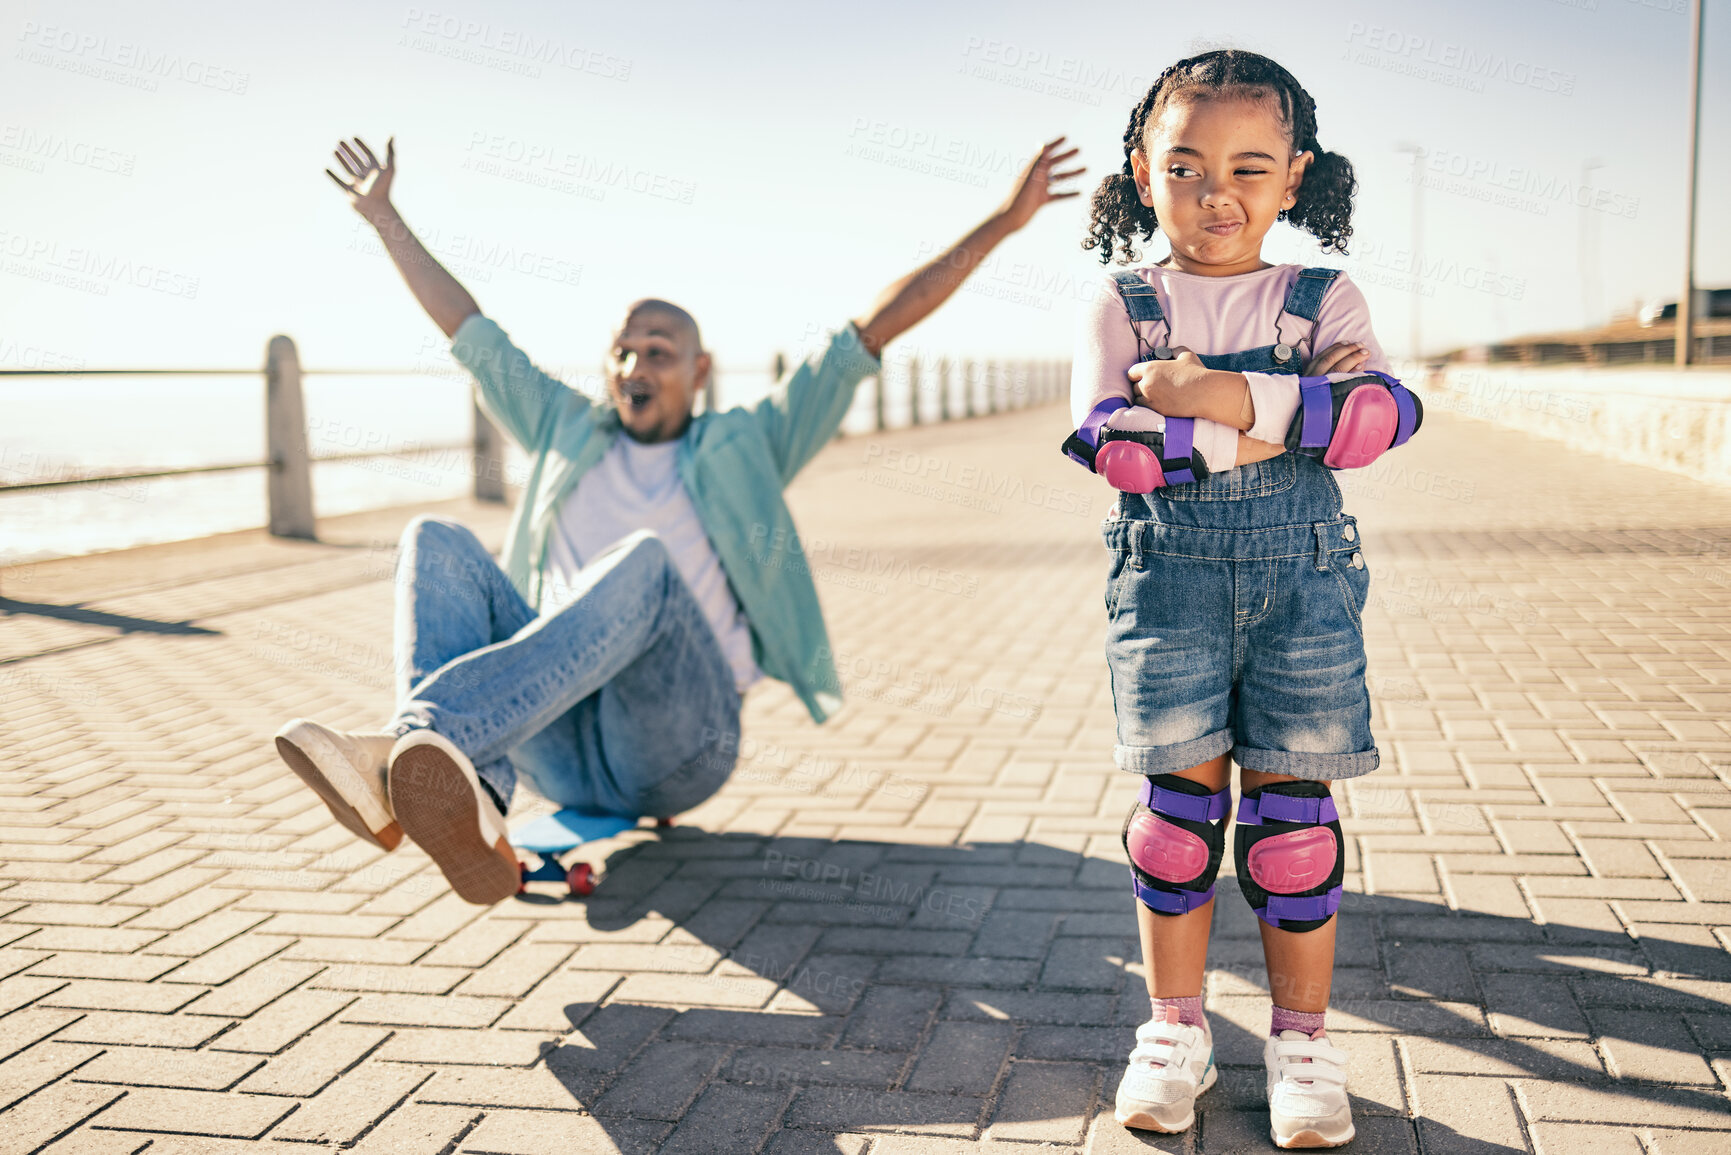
[1059,400,1207,492]
[1285,372,1423,470]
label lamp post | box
[1678,0,1704,367]
[1580,158,1603,332]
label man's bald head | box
[619,298,703,355]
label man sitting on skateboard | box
[275,134,1083,904]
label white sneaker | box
[1114,1007,1217,1133]
[387,728,519,905]
[1265,1029,1354,1148]
[274,719,401,851]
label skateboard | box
[509,810,674,897]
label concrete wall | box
[1415,363,1731,489]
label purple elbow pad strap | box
[1062,397,1129,469]
[1392,382,1420,448]
[1159,417,1198,486]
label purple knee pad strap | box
[1133,876,1215,915]
[1236,792,1339,826]
[1259,885,1344,925]
[1141,777,1232,823]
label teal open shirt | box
[448,312,882,725]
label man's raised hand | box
[996,136,1085,231]
[326,136,397,223]
[325,134,478,337]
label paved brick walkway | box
[2,398,1729,1153]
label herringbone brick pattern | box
[1,397,1728,1153]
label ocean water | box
[0,359,988,566]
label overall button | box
[1350,552,1364,569]
[1153,346,1174,360]
[1343,524,1356,542]
[1274,342,1293,362]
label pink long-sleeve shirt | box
[1069,262,1392,471]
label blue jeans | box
[387,515,742,817]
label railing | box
[1,336,1069,547]
[1462,318,1731,367]
[864,354,1069,432]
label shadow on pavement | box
[493,827,1730,1153]
[0,597,222,636]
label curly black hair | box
[1083,49,1357,264]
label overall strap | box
[1112,270,1168,361]
[1112,270,1165,322]
[1280,266,1341,322]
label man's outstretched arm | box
[754,138,1085,484]
[851,137,1083,358]
[327,135,479,338]
[327,136,574,449]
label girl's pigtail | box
[1287,144,1357,255]
[1084,171,1157,266]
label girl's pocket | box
[1331,547,1371,635]
[1104,546,1133,616]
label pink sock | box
[1151,995,1206,1029]
[1270,1004,1326,1039]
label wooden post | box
[986,360,998,415]
[938,356,952,422]
[773,351,786,382]
[473,402,505,503]
[964,359,977,419]
[874,370,886,432]
[908,355,921,426]
[265,335,315,540]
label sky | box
[1,0,1725,379]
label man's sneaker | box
[1265,1028,1354,1148]
[387,729,518,905]
[274,720,401,851]
[1115,1007,1217,1132]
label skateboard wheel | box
[567,862,596,897]
[656,816,674,828]
[517,861,528,896]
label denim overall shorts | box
[1101,266,1379,782]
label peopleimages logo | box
[1411,148,1639,220]
[1343,22,1577,96]
[15,21,252,94]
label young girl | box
[1061,50,1422,1148]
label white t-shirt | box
[542,436,762,694]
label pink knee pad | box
[1126,812,1210,883]
[1234,785,1345,929]
[1321,386,1400,470]
[1095,440,1166,493]
[1246,826,1338,893]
